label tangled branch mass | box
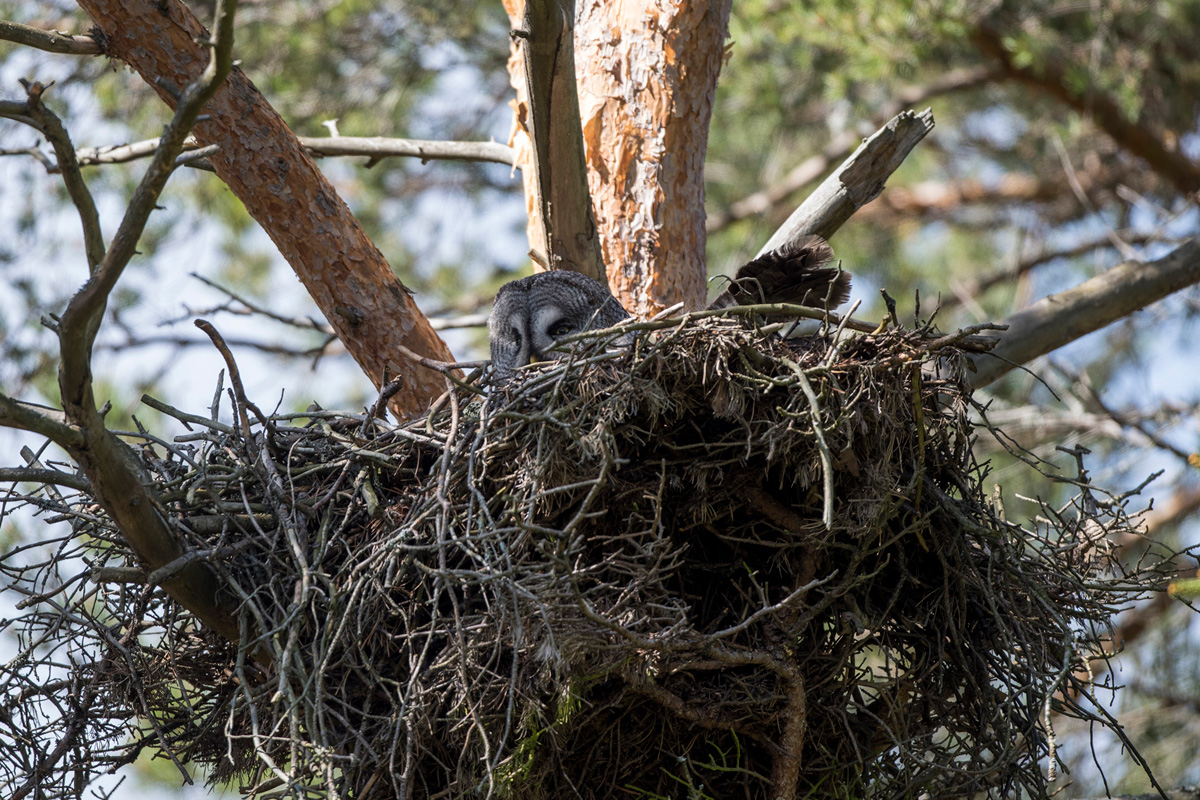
[0,316,1155,799]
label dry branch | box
[855,173,1073,219]
[940,232,1170,313]
[0,134,517,170]
[970,237,1200,387]
[756,109,936,257]
[47,0,246,649]
[707,67,995,233]
[0,20,101,55]
[509,0,605,283]
[303,135,516,165]
[0,395,83,448]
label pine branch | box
[974,20,1200,198]
[969,237,1200,388]
[76,0,457,415]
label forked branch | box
[13,0,249,649]
[75,0,457,415]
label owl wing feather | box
[709,235,851,311]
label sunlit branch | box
[706,67,995,233]
[755,109,935,257]
[513,0,606,283]
[305,135,515,166]
[0,133,516,171]
[969,236,1200,388]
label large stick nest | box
[0,315,1153,799]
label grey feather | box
[488,271,630,378]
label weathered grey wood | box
[55,135,518,168]
[756,109,935,257]
[969,237,1200,388]
[519,0,606,284]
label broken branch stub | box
[757,108,936,257]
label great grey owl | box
[488,270,631,376]
[487,237,850,377]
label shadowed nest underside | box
[0,314,1155,800]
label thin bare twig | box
[17,80,106,272]
[194,319,267,438]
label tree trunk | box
[76,0,456,418]
[505,0,732,315]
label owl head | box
[488,271,630,377]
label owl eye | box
[548,320,573,337]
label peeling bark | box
[76,0,456,418]
[574,0,732,315]
[505,0,732,315]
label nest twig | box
[0,314,1164,799]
